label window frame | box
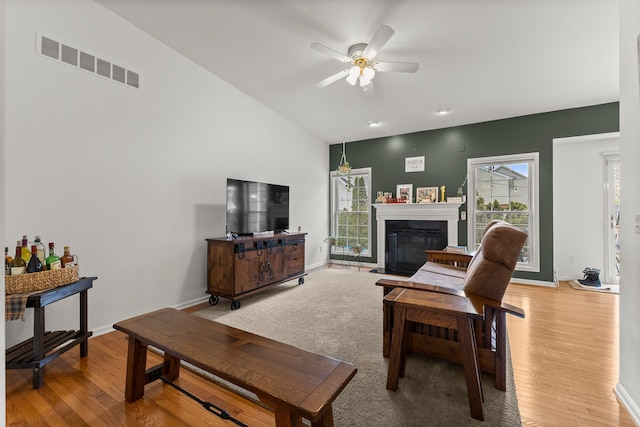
[330,167,372,257]
[467,153,540,272]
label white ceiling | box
[95,0,619,143]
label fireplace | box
[373,202,462,273]
[386,220,448,275]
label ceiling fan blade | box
[362,25,395,60]
[374,61,419,73]
[315,69,350,88]
[310,42,351,63]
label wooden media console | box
[206,233,306,310]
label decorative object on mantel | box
[456,174,468,202]
[440,185,446,202]
[417,187,438,203]
[447,196,465,203]
[396,184,413,203]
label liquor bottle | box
[5,247,12,275]
[34,235,46,265]
[26,245,43,273]
[60,246,77,268]
[46,242,62,270]
[10,241,26,275]
[21,235,32,263]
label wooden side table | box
[5,277,96,389]
[384,287,485,421]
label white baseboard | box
[614,383,640,426]
[510,277,556,287]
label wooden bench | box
[113,308,357,427]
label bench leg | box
[311,405,334,427]
[162,352,180,381]
[273,406,304,427]
[125,336,148,402]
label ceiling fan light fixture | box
[346,66,360,85]
[360,67,375,86]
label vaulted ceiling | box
[96,0,619,143]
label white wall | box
[3,0,329,349]
[1,0,7,418]
[617,0,640,423]
[553,134,619,281]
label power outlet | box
[461,211,467,221]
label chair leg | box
[494,310,507,391]
[386,306,407,391]
[458,316,484,421]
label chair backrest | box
[462,221,528,301]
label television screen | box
[226,178,290,235]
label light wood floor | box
[504,281,635,427]
[5,280,636,426]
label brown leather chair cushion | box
[462,221,528,301]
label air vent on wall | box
[37,34,140,90]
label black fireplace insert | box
[385,220,448,276]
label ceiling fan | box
[311,25,419,93]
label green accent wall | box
[329,102,619,282]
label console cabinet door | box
[234,250,261,293]
[263,246,286,284]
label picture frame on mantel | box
[397,184,413,203]
[416,187,438,203]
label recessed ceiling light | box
[435,109,451,115]
[368,121,381,127]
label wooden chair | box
[377,220,528,392]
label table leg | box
[382,299,391,357]
[80,289,89,357]
[32,306,45,389]
[125,336,148,402]
[386,305,407,391]
[458,316,484,421]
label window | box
[467,153,539,272]
[330,168,371,256]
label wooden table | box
[5,277,96,389]
[113,308,357,427]
[384,287,485,421]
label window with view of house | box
[330,168,371,256]
[467,153,539,272]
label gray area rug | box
[195,267,521,426]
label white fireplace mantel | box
[372,202,462,269]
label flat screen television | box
[226,178,290,236]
